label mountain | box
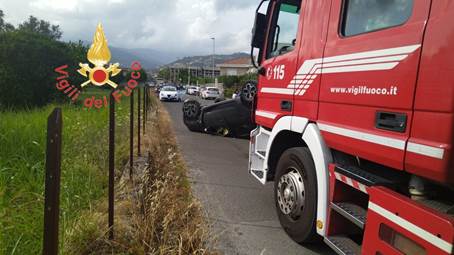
[166,52,250,68]
[110,47,179,70]
[78,40,248,70]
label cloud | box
[0,0,258,56]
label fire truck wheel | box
[274,147,318,243]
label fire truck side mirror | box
[251,12,267,49]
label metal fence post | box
[143,87,146,135]
[146,87,149,118]
[137,87,141,156]
[108,91,115,240]
[43,108,63,255]
[130,90,134,180]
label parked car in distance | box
[201,87,220,100]
[159,86,181,102]
[186,86,199,95]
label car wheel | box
[183,118,204,132]
[274,147,319,244]
[182,100,205,132]
[182,99,201,121]
[240,80,257,107]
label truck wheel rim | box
[242,83,257,101]
[277,168,305,218]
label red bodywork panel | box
[406,1,454,184]
[363,186,454,255]
[256,0,299,128]
[255,0,453,185]
[319,0,429,171]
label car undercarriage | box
[182,81,257,138]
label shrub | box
[0,31,86,109]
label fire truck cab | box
[248,0,454,254]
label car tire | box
[182,100,205,132]
[274,147,319,244]
[183,99,201,120]
[240,80,257,107]
[183,118,204,132]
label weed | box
[0,88,131,254]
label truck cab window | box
[341,0,414,37]
[268,2,300,58]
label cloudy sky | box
[0,0,258,56]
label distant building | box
[167,64,220,82]
[217,57,254,76]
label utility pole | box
[188,64,191,85]
[211,37,215,83]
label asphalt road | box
[163,96,333,255]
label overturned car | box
[182,81,257,138]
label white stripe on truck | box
[369,202,453,254]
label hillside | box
[110,47,179,69]
[82,41,249,70]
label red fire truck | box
[248,0,454,254]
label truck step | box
[251,170,264,179]
[335,165,394,187]
[256,150,266,158]
[324,236,361,255]
[331,202,367,229]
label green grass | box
[0,88,134,254]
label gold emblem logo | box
[78,23,121,88]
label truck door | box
[256,0,302,128]
[318,0,431,170]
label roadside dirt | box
[63,96,215,255]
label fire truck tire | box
[274,147,318,243]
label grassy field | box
[0,88,132,254]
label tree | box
[239,73,258,85]
[18,15,62,40]
[158,68,170,81]
[0,10,15,33]
[0,32,87,109]
[0,10,6,30]
[0,11,88,109]
[126,68,148,83]
[219,75,240,88]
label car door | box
[318,0,431,170]
[256,0,303,129]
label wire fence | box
[42,86,151,255]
